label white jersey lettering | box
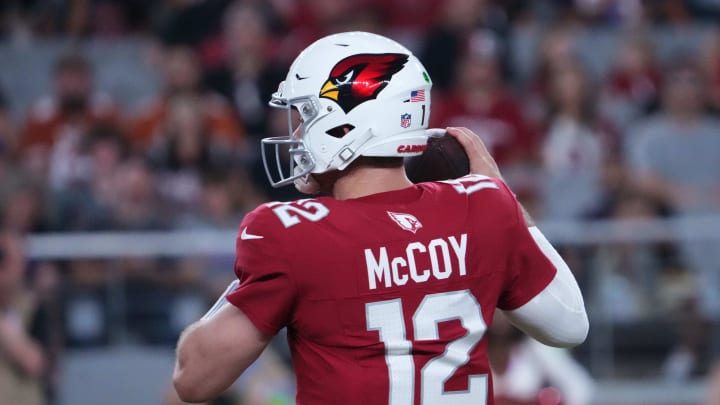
[365,234,468,290]
[366,247,392,290]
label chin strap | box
[331,128,376,171]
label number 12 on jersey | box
[366,290,488,405]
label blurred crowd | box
[1,0,720,404]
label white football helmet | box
[264,31,432,190]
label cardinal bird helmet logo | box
[319,53,409,113]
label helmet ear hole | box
[325,124,356,139]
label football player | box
[173,32,588,404]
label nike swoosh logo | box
[295,73,309,80]
[240,227,264,240]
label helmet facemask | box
[263,90,325,188]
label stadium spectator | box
[157,0,232,67]
[419,0,511,90]
[221,170,268,219]
[1,0,160,39]
[594,191,664,321]
[431,34,536,172]
[148,94,236,218]
[368,0,438,39]
[284,0,356,45]
[0,231,47,405]
[529,26,579,93]
[1,183,46,234]
[627,58,720,377]
[108,158,166,230]
[539,60,617,220]
[0,91,45,235]
[627,59,720,217]
[20,51,119,190]
[46,125,128,231]
[600,35,662,130]
[128,46,245,153]
[662,298,709,381]
[643,0,694,26]
[206,1,286,138]
[525,25,580,124]
[573,0,644,26]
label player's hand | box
[446,127,503,180]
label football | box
[405,129,470,183]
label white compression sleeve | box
[201,279,240,321]
[503,227,589,347]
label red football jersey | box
[226,175,557,405]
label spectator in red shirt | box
[431,34,536,170]
[20,51,119,187]
[419,0,511,91]
[600,35,662,130]
[128,46,245,153]
[148,93,237,219]
[206,1,286,138]
[539,59,618,220]
[21,52,118,150]
[527,26,579,103]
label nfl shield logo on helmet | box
[400,113,411,128]
[387,211,422,233]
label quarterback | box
[173,32,588,404]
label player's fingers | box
[447,127,485,173]
[445,127,478,153]
[455,127,491,155]
[447,127,502,178]
[453,128,491,163]
[455,128,498,171]
[447,127,490,161]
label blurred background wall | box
[0,1,720,404]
